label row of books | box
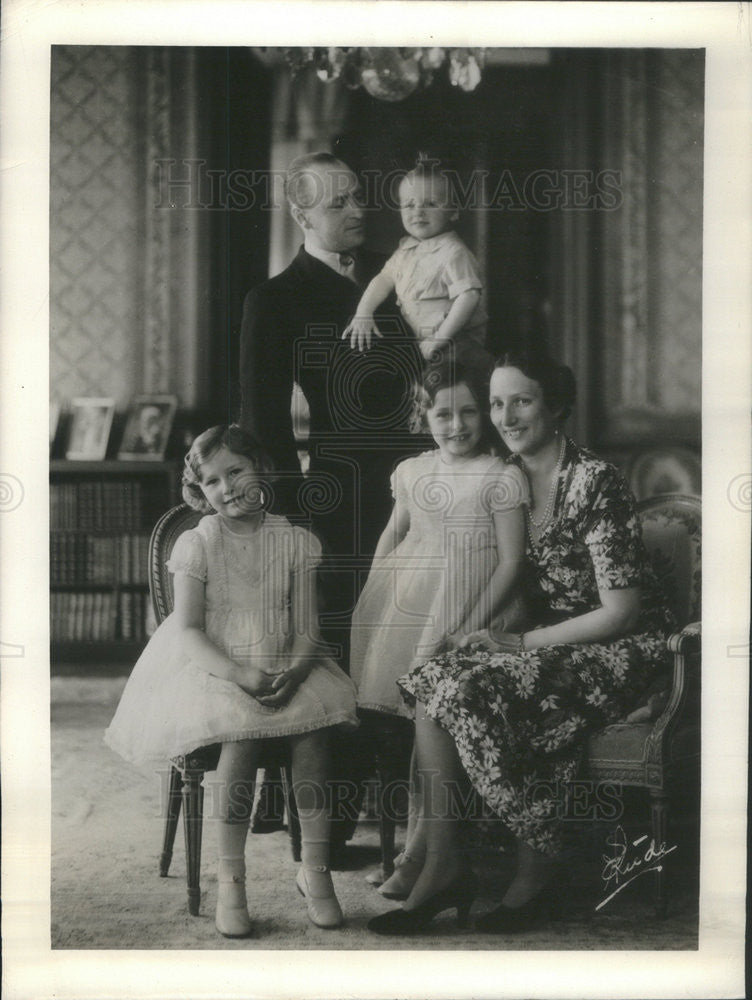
[51,590,153,642]
[50,479,169,532]
[51,533,151,585]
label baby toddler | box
[344,161,492,376]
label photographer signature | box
[595,824,677,911]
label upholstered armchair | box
[149,504,301,916]
[587,493,701,916]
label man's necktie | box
[338,253,357,283]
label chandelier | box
[282,47,485,102]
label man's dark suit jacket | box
[239,246,420,633]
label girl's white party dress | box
[349,450,528,717]
[105,513,357,765]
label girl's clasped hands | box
[242,660,313,707]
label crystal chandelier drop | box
[281,47,485,101]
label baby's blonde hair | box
[399,156,457,210]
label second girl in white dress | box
[350,363,529,719]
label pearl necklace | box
[220,512,265,539]
[526,434,566,530]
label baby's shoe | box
[295,865,344,929]
[216,859,253,938]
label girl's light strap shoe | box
[378,851,422,901]
[215,873,254,938]
[295,865,344,929]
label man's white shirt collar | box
[305,243,356,278]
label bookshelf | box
[50,460,181,668]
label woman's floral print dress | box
[398,439,676,855]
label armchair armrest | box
[650,621,701,739]
[623,622,701,724]
[667,620,701,655]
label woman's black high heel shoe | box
[475,872,566,934]
[367,873,477,936]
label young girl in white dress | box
[350,362,529,717]
[105,425,358,937]
[349,362,529,898]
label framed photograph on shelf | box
[65,397,116,461]
[118,394,178,461]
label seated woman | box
[367,349,676,936]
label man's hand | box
[343,315,383,352]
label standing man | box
[240,152,418,642]
[239,152,419,856]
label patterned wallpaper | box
[652,51,704,414]
[50,46,211,414]
[600,50,703,442]
[50,46,142,408]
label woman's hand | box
[450,628,491,649]
[485,632,524,654]
[442,628,479,651]
[343,315,382,352]
[453,629,523,653]
[255,662,312,708]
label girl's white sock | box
[218,855,246,882]
[217,818,250,877]
[300,837,330,870]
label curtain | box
[267,63,350,277]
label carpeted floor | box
[51,677,700,951]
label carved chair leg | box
[182,767,205,917]
[280,765,302,862]
[160,764,183,877]
[375,761,398,879]
[650,789,669,919]
[373,721,414,881]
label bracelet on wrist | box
[497,633,524,654]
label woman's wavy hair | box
[181,424,276,513]
[410,360,497,453]
[493,349,577,424]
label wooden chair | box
[587,493,701,916]
[370,494,702,906]
[149,503,301,917]
[357,709,414,881]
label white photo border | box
[1,2,749,999]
